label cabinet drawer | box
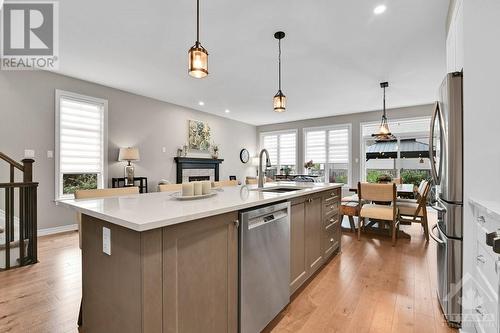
[324,215,339,227]
[475,207,500,237]
[475,241,499,301]
[322,188,341,200]
[472,275,498,333]
[323,223,340,257]
[324,201,340,217]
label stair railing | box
[0,152,38,270]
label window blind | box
[279,133,296,166]
[261,131,297,167]
[59,97,104,173]
[305,130,326,163]
[262,134,278,165]
[328,128,349,163]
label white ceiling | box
[56,0,448,126]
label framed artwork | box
[188,120,211,151]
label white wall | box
[0,71,257,230]
[461,1,500,332]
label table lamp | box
[118,147,140,185]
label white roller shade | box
[328,128,349,163]
[305,130,326,163]
[262,134,278,165]
[59,97,104,173]
[279,133,296,165]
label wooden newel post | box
[21,159,34,183]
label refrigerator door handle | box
[430,224,445,244]
[429,101,441,185]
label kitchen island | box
[60,182,342,333]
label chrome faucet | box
[258,149,272,188]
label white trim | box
[259,129,299,172]
[0,209,77,237]
[302,123,352,187]
[55,89,108,200]
[37,224,78,237]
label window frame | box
[302,123,352,186]
[359,116,431,182]
[55,89,108,200]
[259,129,298,173]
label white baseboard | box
[37,224,79,237]
[1,209,77,237]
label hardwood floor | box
[0,212,458,333]
[267,211,457,333]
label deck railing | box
[0,152,38,270]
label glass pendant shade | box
[273,90,286,112]
[188,42,208,78]
[372,81,395,141]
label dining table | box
[348,183,415,196]
[344,183,416,239]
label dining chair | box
[214,180,238,187]
[358,182,399,246]
[340,191,360,232]
[397,180,431,241]
[158,183,183,192]
[392,177,402,185]
[397,179,426,203]
[74,186,140,326]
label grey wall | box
[0,71,257,230]
[257,104,434,186]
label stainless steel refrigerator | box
[429,71,463,328]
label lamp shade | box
[118,147,140,161]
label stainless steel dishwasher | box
[239,201,290,333]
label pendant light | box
[372,82,396,141]
[273,31,286,112]
[188,0,208,78]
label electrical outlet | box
[47,150,53,158]
[24,149,35,158]
[162,147,166,153]
[102,227,111,255]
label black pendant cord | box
[196,0,200,44]
[382,85,386,120]
[278,38,282,91]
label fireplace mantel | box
[174,157,224,184]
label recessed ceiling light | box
[374,4,386,15]
[198,101,205,106]
[225,109,230,113]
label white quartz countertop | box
[59,182,342,231]
[469,197,500,221]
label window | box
[260,130,297,175]
[55,90,108,199]
[304,125,351,185]
[361,117,431,185]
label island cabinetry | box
[322,188,341,258]
[289,188,341,294]
[81,211,238,333]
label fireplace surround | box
[174,157,224,184]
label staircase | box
[0,152,38,270]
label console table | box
[111,177,148,193]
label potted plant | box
[304,160,314,175]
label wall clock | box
[240,149,250,163]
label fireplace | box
[174,157,224,184]
[188,176,210,182]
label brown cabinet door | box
[162,212,238,333]
[305,195,323,274]
[290,201,307,294]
